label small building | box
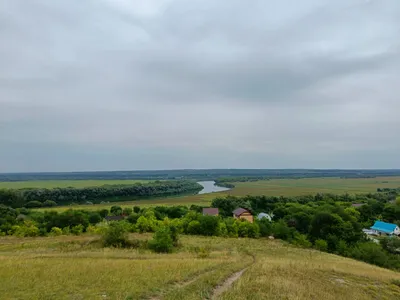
[105,215,125,222]
[257,213,272,222]
[233,208,254,223]
[370,221,400,236]
[202,208,219,216]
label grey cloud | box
[1,0,400,172]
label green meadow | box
[0,179,150,189]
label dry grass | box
[1,235,399,299]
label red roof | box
[233,208,250,217]
[203,208,219,216]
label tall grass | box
[1,235,400,299]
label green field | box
[230,177,400,196]
[0,234,399,299]
[28,176,400,212]
[0,179,150,189]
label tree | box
[149,226,174,253]
[110,206,123,216]
[88,212,102,224]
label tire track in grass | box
[210,253,256,300]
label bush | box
[149,226,174,253]
[43,200,57,207]
[272,220,295,241]
[350,242,390,268]
[196,246,211,258]
[199,215,220,236]
[88,212,102,224]
[258,219,273,237]
[11,222,40,237]
[292,233,312,248]
[110,206,123,216]
[71,224,84,235]
[187,220,201,235]
[101,222,130,247]
[50,227,63,236]
[315,239,328,252]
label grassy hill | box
[1,234,399,299]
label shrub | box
[123,208,133,215]
[272,220,295,241]
[62,227,70,235]
[292,233,312,248]
[149,226,174,253]
[187,220,201,235]
[196,246,211,258]
[258,219,273,237]
[101,222,129,248]
[350,242,389,268]
[71,224,84,235]
[110,206,123,216]
[88,212,102,224]
[315,239,328,252]
[43,200,57,207]
[50,227,63,236]
[199,215,220,236]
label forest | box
[0,180,203,208]
[1,189,399,270]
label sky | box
[1,0,400,172]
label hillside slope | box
[0,235,399,299]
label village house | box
[370,221,400,236]
[202,208,219,216]
[233,208,254,223]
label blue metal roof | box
[370,221,398,234]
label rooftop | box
[371,221,398,234]
[233,207,251,217]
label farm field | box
[230,176,400,196]
[0,179,150,189]
[0,234,399,300]
[29,176,400,212]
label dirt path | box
[210,267,248,299]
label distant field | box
[0,235,399,299]
[0,180,150,189]
[230,176,400,197]
[32,177,400,212]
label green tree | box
[149,226,174,253]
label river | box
[197,181,231,195]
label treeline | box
[0,181,203,208]
[2,169,400,182]
[1,191,400,271]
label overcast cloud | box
[1,0,400,172]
